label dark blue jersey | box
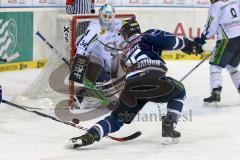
[125,29,185,66]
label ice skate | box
[66,132,100,149]
[204,86,222,106]
[161,116,181,145]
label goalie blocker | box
[69,54,89,84]
[69,54,110,84]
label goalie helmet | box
[119,19,141,40]
[99,4,115,30]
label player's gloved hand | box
[193,42,204,55]
[91,3,95,14]
[181,38,196,54]
[181,38,204,55]
[194,34,207,46]
[0,85,2,104]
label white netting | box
[14,14,135,109]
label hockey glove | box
[0,85,2,104]
[194,34,207,46]
[181,38,203,55]
[194,42,204,55]
[181,38,195,54]
[69,54,90,84]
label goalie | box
[69,4,125,109]
[67,19,203,148]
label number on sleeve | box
[230,8,238,18]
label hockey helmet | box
[119,18,141,40]
[99,4,115,30]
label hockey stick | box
[97,39,123,52]
[2,99,141,142]
[2,99,46,110]
[180,53,212,82]
[96,34,142,52]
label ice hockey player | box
[67,19,203,148]
[194,0,240,105]
[69,4,125,109]
[0,85,2,104]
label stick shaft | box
[180,53,212,82]
[2,99,140,142]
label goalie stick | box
[2,99,141,142]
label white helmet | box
[99,4,115,30]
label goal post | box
[14,14,135,110]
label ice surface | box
[0,61,240,160]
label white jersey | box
[203,0,240,40]
[76,19,123,73]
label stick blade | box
[109,131,142,142]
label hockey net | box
[14,14,135,110]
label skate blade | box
[161,137,179,145]
[204,101,219,107]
